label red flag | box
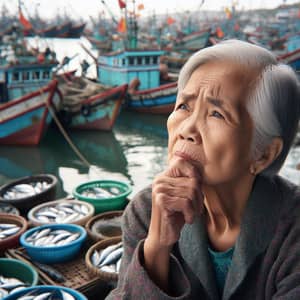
[118,0,126,9]
[117,17,126,33]
[19,8,32,30]
[167,17,175,25]
[216,26,224,38]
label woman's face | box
[167,60,257,186]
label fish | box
[80,187,114,199]
[0,223,21,240]
[16,288,75,300]
[3,181,50,200]
[0,203,18,215]
[33,202,90,224]
[99,247,123,267]
[0,276,27,296]
[25,229,80,247]
[98,242,122,265]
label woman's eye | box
[210,110,224,119]
[177,103,188,110]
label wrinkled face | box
[167,60,257,186]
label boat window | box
[13,72,20,81]
[22,71,30,81]
[43,70,50,79]
[33,71,40,80]
[145,56,150,64]
[153,56,158,64]
[137,56,143,65]
[122,58,126,66]
[128,56,134,65]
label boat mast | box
[126,0,138,49]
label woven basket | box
[0,214,28,253]
[5,246,103,295]
[85,237,122,282]
[85,210,123,242]
[27,199,95,227]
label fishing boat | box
[56,73,127,130]
[0,30,61,145]
[173,28,211,52]
[97,0,177,115]
[277,47,300,72]
[0,80,59,146]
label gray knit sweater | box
[106,175,300,300]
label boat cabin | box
[0,62,56,103]
[98,49,164,90]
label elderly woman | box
[106,40,300,300]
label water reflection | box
[0,146,45,179]
[115,111,169,195]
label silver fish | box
[3,181,50,200]
[91,250,101,266]
[26,229,79,247]
[98,242,122,265]
[100,265,116,273]
[100,247,123,267]
[33,202,89,224]
[0,224,21,240]
[81,187,114,199]
[0,276,27,296]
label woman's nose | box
[178,117,202,144]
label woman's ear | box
[250,137,283,175]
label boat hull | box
[0,80,60,146]
[60,83,128,131]
[126,82,177,115]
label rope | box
[43,84,92,168]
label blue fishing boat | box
[97,0,177,115]
[56,73,128,130]
[0,31,61,145]
[278,47,300,72]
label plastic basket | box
[2,285,87,300]
[0,258,38,286]
[20,223,87,264]
[73,180,131,214]
[0,174,57,215]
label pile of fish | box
[0,223,21,240]
[0,276,28,298]
[33,202,90,224]
[91,216,122,239]
[3,181,50,200]
[8,288,77,300]
[91,242,123,274]
[25,228,80,247]
[81,186,122,199]
[0,203,19,215]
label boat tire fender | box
[81,104,91,117]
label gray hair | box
[178,39,300,176]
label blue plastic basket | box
[20,224,87,264]
[2,285,87,300]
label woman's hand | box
[143,157,203,292]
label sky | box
[1,0,299,21]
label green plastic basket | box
[73,180,132,214]
[0,258,38,286]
